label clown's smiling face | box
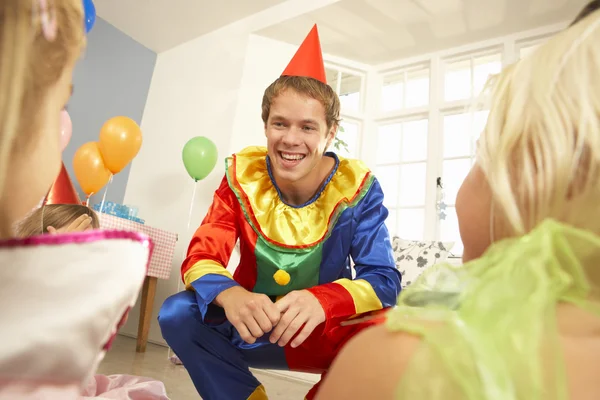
[265,88,335,186]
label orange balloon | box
[98,116,142,174]
[73,142,112,196]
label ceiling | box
[95,0,287,52]
[256,0,591,65]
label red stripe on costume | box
[232,220,258,291]
[181,176,240,281]
[284,324,334,373]
[229,155,373,250]
[180,224,233,280]
[283,307,389,379]
[307,282,357,319]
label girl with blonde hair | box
[0,1,153,397]
[317,2,600,400]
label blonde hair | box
[478,9,600,238]
[262,76,341,130]
[0,1,85,216]
[16,204,99,237]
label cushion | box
[392,237,454,288]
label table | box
[99,213,178,352]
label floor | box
[97,335,316,400]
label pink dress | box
[0,230,168,399]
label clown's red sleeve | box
[181,175,241,318]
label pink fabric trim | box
[0,230,152,250]
[0,230,154,275]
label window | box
[374,53,498,252]
[381,66,430,112]
[435,52,499,254]
[370,29,560,255]
[438,108,489,255]
[375,118,428,240]
[326,66,365,159]
[339,73,362,113]
[443,53,502,102]
[337,119,360,158]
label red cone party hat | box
[281,24,327,84]
[45,162,81,205]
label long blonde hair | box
[0,1,85,212]
[478,9,600,239]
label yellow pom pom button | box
[273,270,291,286]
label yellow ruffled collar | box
[226,146,373,248]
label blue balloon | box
[83,0,96,33]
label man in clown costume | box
[158,25,402,400]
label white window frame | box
[324,61,368,159]
[375,113,430,239]
[363,22,566,254]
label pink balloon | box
[59,109,72,152]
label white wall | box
[120,0,343,346]
[118,31,250,344]
[229,34,299,154]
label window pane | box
[386,208,397,236]
[399,163,426,206]
[443,111,489,158]
[402,119,428,162]
[397,208,425,240]
[473,54,501,96]
[375,166,400,208]
[377,124,402,164]
[337,121,359,158]
[440,207,463,255]
[382,72,404,112]
[442,158,472,204]
[340,73,362,113]
[405,69,429,108]
[340,93,360,114]
[326,69,340,90]
[443,113,471,158]
[444,59,471,102]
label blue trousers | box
[158,291,312,399]
[159,290,380,399]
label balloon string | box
[168,180,198,361]
[186,181,198,233]
[86,194,93,207]
[99,174,114,214]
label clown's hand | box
[270,290,325,348]
[215,286,280,344]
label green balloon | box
[182,136,218,181]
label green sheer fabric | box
[386,219,600,399]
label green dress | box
[386,219,600,400]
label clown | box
[158,25,402,400]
